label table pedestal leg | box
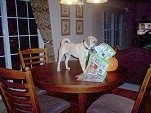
[78,93,87,113]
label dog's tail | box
[61,38,70,45]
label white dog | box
[57,36,97,73]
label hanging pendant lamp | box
[60,0,78,5]
[60,0,108,5]
[86,0,108,3]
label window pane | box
[103,10,122,46]
[28,2,34,18]
[9,37,19,54]
[0,38,4,55]
[6,0,16,17]
[30,36,38,48]
[104,30,111,44]
[104,21,107,29]
[18,19,28,35]
[0,2,2,15]
[29,19,37,35]
[114,30,120,45]
[11,55,20,70]
[2,0,39,69]
[114,14,120,29]
[8,18,18,36]
[108,16,111,28]
[0,18,2,36]
[0,57,5,67]
[20,36,29,49]
[17,1,27,17]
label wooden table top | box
[31,60,126,94]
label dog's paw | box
[57,68,61,72]
[82,70,86,74]
[66,67,70,70]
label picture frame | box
[60,4,70,17]
[76,5,83,18]
[76,20,83,35]
[61,19,70,36]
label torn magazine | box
[76,43,116,82]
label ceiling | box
[133,0,151,2]
[113,0,151,3]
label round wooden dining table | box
[31,60,126,113]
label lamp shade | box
[107,57,118,71]
[60,0,78,5]
[86,0,108,3]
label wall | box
[48,0,94,61]
[92,1,137,49]
[48,0,151,61]
[136,3,151,21]
[92,1,151,50]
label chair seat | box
[87,94,135,113]
[87,66,151,113]
[37,94,70,113]
[35,86,47,95]
[0,67,70,113]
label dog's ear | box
[85,37,91,46]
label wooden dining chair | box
[18,48,49,95]
[0,67,70,113]
[18,48,49,70]
[87,65,151,113]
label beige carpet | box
[0,99,7,113]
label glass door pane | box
[7,0,38,70]
[102,10,123,47]
[0,0,39,69]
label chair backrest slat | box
[18,48,48,70]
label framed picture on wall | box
[76,5,83,18]
[60,4,70,17]
[76,20,83,35]
[61,19,70,36]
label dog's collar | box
[83,42,90,50]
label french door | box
[0,0,41,70]
[102,10,123,47]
